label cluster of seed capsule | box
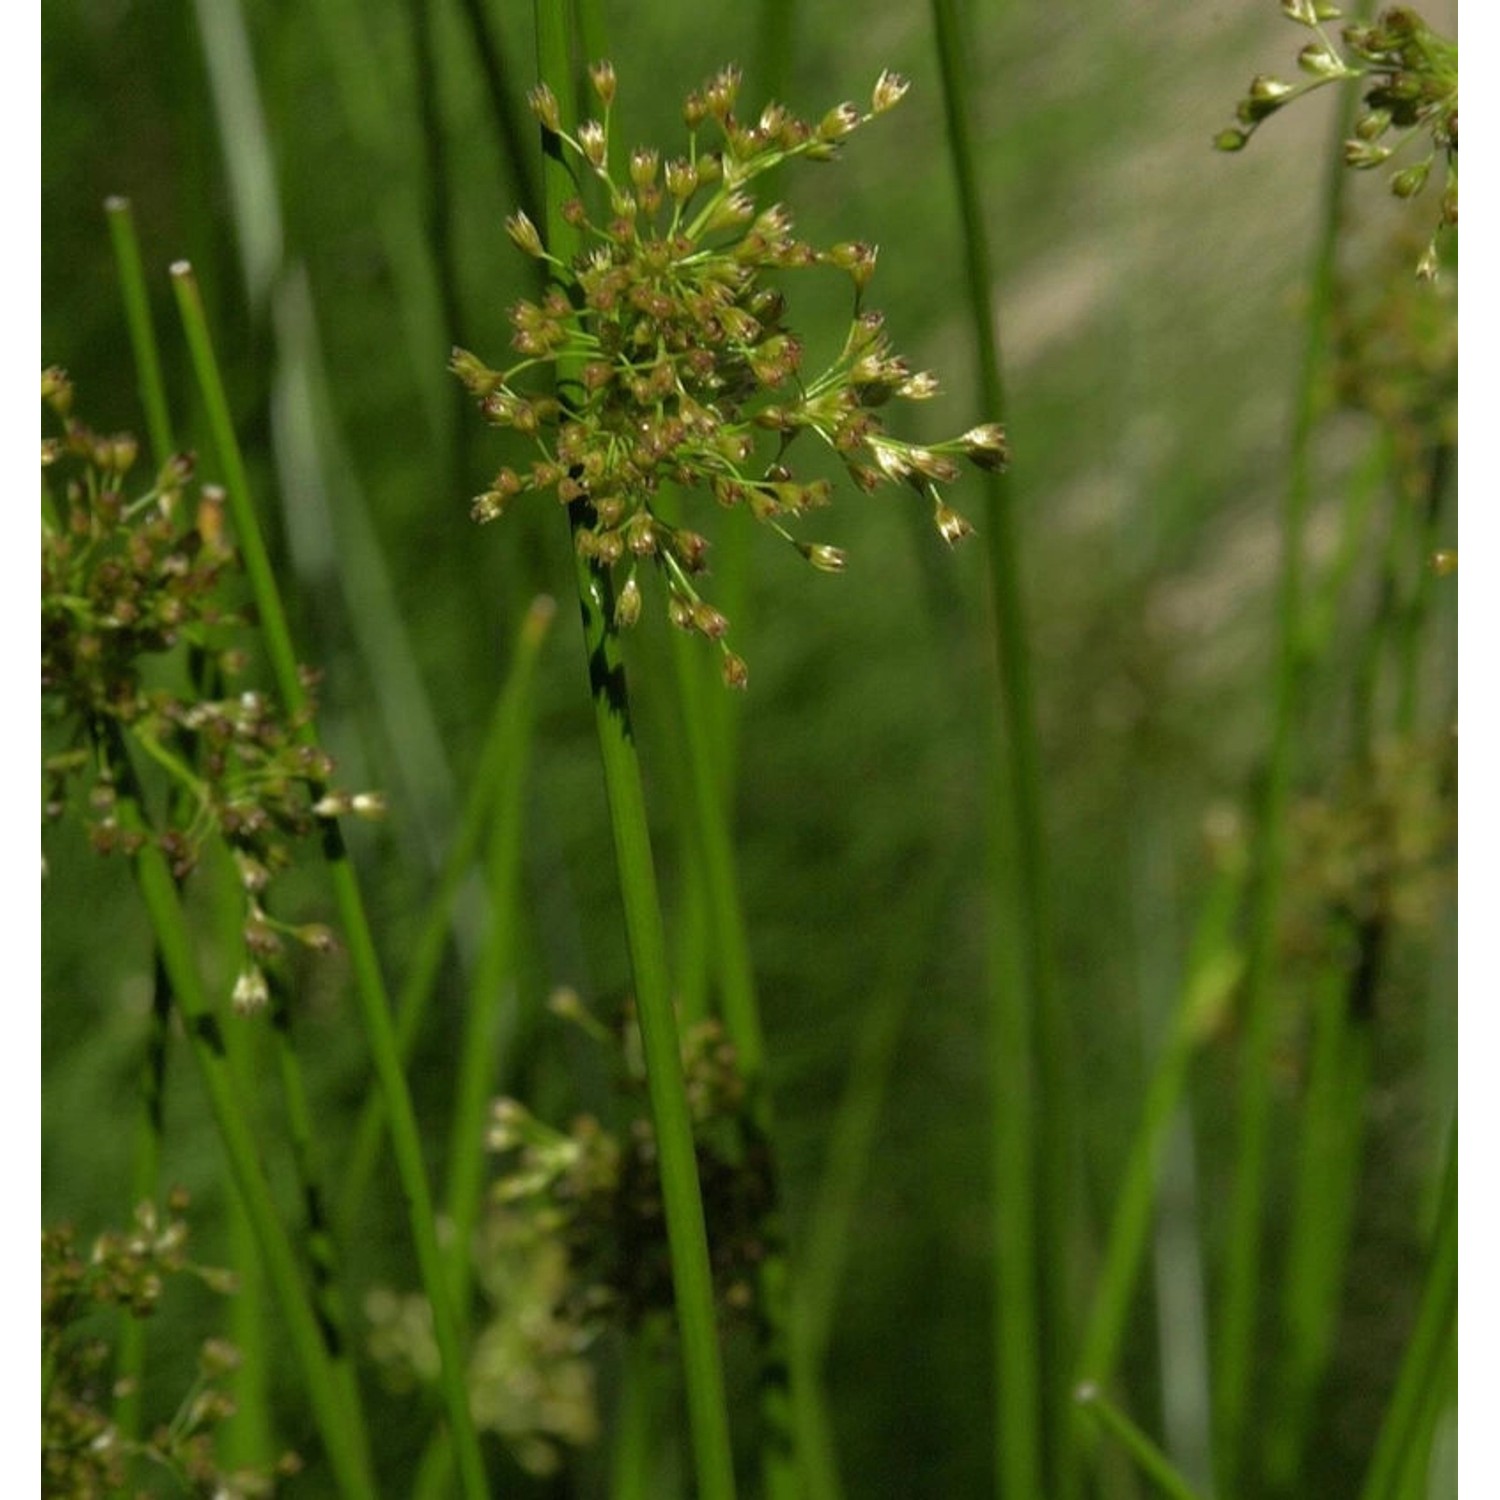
[1217,3,1457,278]
[41,371,380,1014]
[453,63,1008,685]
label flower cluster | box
[367,992,772,1470]
[41,373,380,1013]
[43,1193,298,1497]
[453,64,1008,685]
[1217,4,1457,278]
[485,996,774,1329]
[1283,735,1455,981]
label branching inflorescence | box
[1217,4,1457,279]
[41,372,379,1014]
[452,63,1008,685]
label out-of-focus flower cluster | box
[42,1193,298,1497]
[1330,229,1456,500]
[1283,735,1455,985]
[1217,5,1457,278]
[41,373,381,1014]
[453,64,1008,685]
[366,993,773,1474]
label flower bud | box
[1390,160,1431,198]
[527,83,562,132]
[799,542,848,573]
[232,967,270,1016]
[449,347,501,395]
[933,499,974,545]
[721,651,749,690]
[589,59,617,107]
[962,422,1010,470]
[505,211,544,257]
[615,574,642,628]
[1297,43,1351,79]
[629,147,660,191]
[872,69,910,113]
[578,120,607,168]
[820,102,861,140]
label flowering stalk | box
[1212,11,1371,1490]
[102,730,377,1498]
[170,266,491,1500]
[930,0,1066,1492]
[530,4,737,1496]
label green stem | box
[170,265,491,1500]
[104,196,176,470]
[1074,1384,1210,1500]
[534,4,737,1495]
[339,601,553,1235]
[267,971,369,1456]
[443,598,552,1313]
[1076,846,1246,1389]
[1211,37,1366,1492]
[1262,960,1373,1493]
[931,0,1066,1489]
[107,737,376,1498]
[104,198,177,1445]
[1357,1128,1456,1500]
[113,952,172,1445]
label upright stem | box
[105,197,176,470]
[1211,44,1365,1493]
[104,194,177,1447]
[930,0,1068,1490]
[170,265,490,1500]
[106,734,376,1499]
[534,5,737,1495]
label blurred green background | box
[42,1,1456,1495]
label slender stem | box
[170,265,491,1500]
[106,735,376,1498]
[454,0,544,228]
[1211,38,1367,1491]
[340,600,553,1234]
[795,859,954,1364]
[1074,1384,1210,1500]
[104,196,176,470]
[443,597,552,1313]
[1076,846,1246,1388]
[534,4,738,1495]
[113,952,172,1445]
[930,0,1066,1490]
[268,970,370,1456]
[104,198,178,1445]
[1262,961,1373,1492]
[1357,1127,1456,1500]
